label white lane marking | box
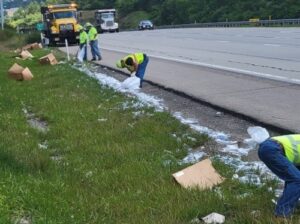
[263,44,281,47]
[101,46,300,85]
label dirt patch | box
[23,108,48,133]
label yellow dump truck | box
[41,3,81,45]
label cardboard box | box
[8,63,25,80]
[173,159,224,189]
[31,42,42,49]
[22,42,42,51]
[39,53,58,65]
[22,67,33,81]
[7,63,33,81]
[20,50,34,60]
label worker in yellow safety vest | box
[116,53,149,88]
[85,22,102,61]
[258,134,300,218]
[78,25,88,61]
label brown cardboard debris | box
[173,159,224,189]
[22,67,33,80]
[31,42,42,49]
[39,53,57,65]
[20,50,34,60]
[22,42,42,51]
[8,63,25,80]
[8,63,33,81]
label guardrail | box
[157,18,300,29]
[17,18,300,34]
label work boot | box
[98,56,102,61]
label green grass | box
[0,45,298,223]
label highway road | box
[100,27,300,84]
[61,27,300,132]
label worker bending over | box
[116,53,149,88]
[258,134,300,218]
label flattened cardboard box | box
[39,53,57,65]
[173,159,224,189]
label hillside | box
[75,0,300,27]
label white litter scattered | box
[247,126,270,144]
[173,112,233,145]
[222,144,252,156]
[202,212,225,224]
[76,66,275,187]
[180,150,206,165]
[121,76,140,90]
[76,66,164,111]
[98,118,107,122]
[38,143,48,150]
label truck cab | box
[41,3,81,45]
[95,9,119,33]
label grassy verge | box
[0,44,296,223]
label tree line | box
[7,0,300,28]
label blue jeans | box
[258,139,300,217]
[135,54,149,87]
[90,40,101,60]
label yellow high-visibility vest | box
[272,135,300,164]
[123,53,144,72]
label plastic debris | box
[247,126,270,144]
[215,111,223,117]
[202,212,225,224]
[179,150,206,165]
[120,76,141,90]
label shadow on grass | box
[0,149,51,174]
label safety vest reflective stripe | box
[286,135,300,163]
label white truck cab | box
[95,9,119,33]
